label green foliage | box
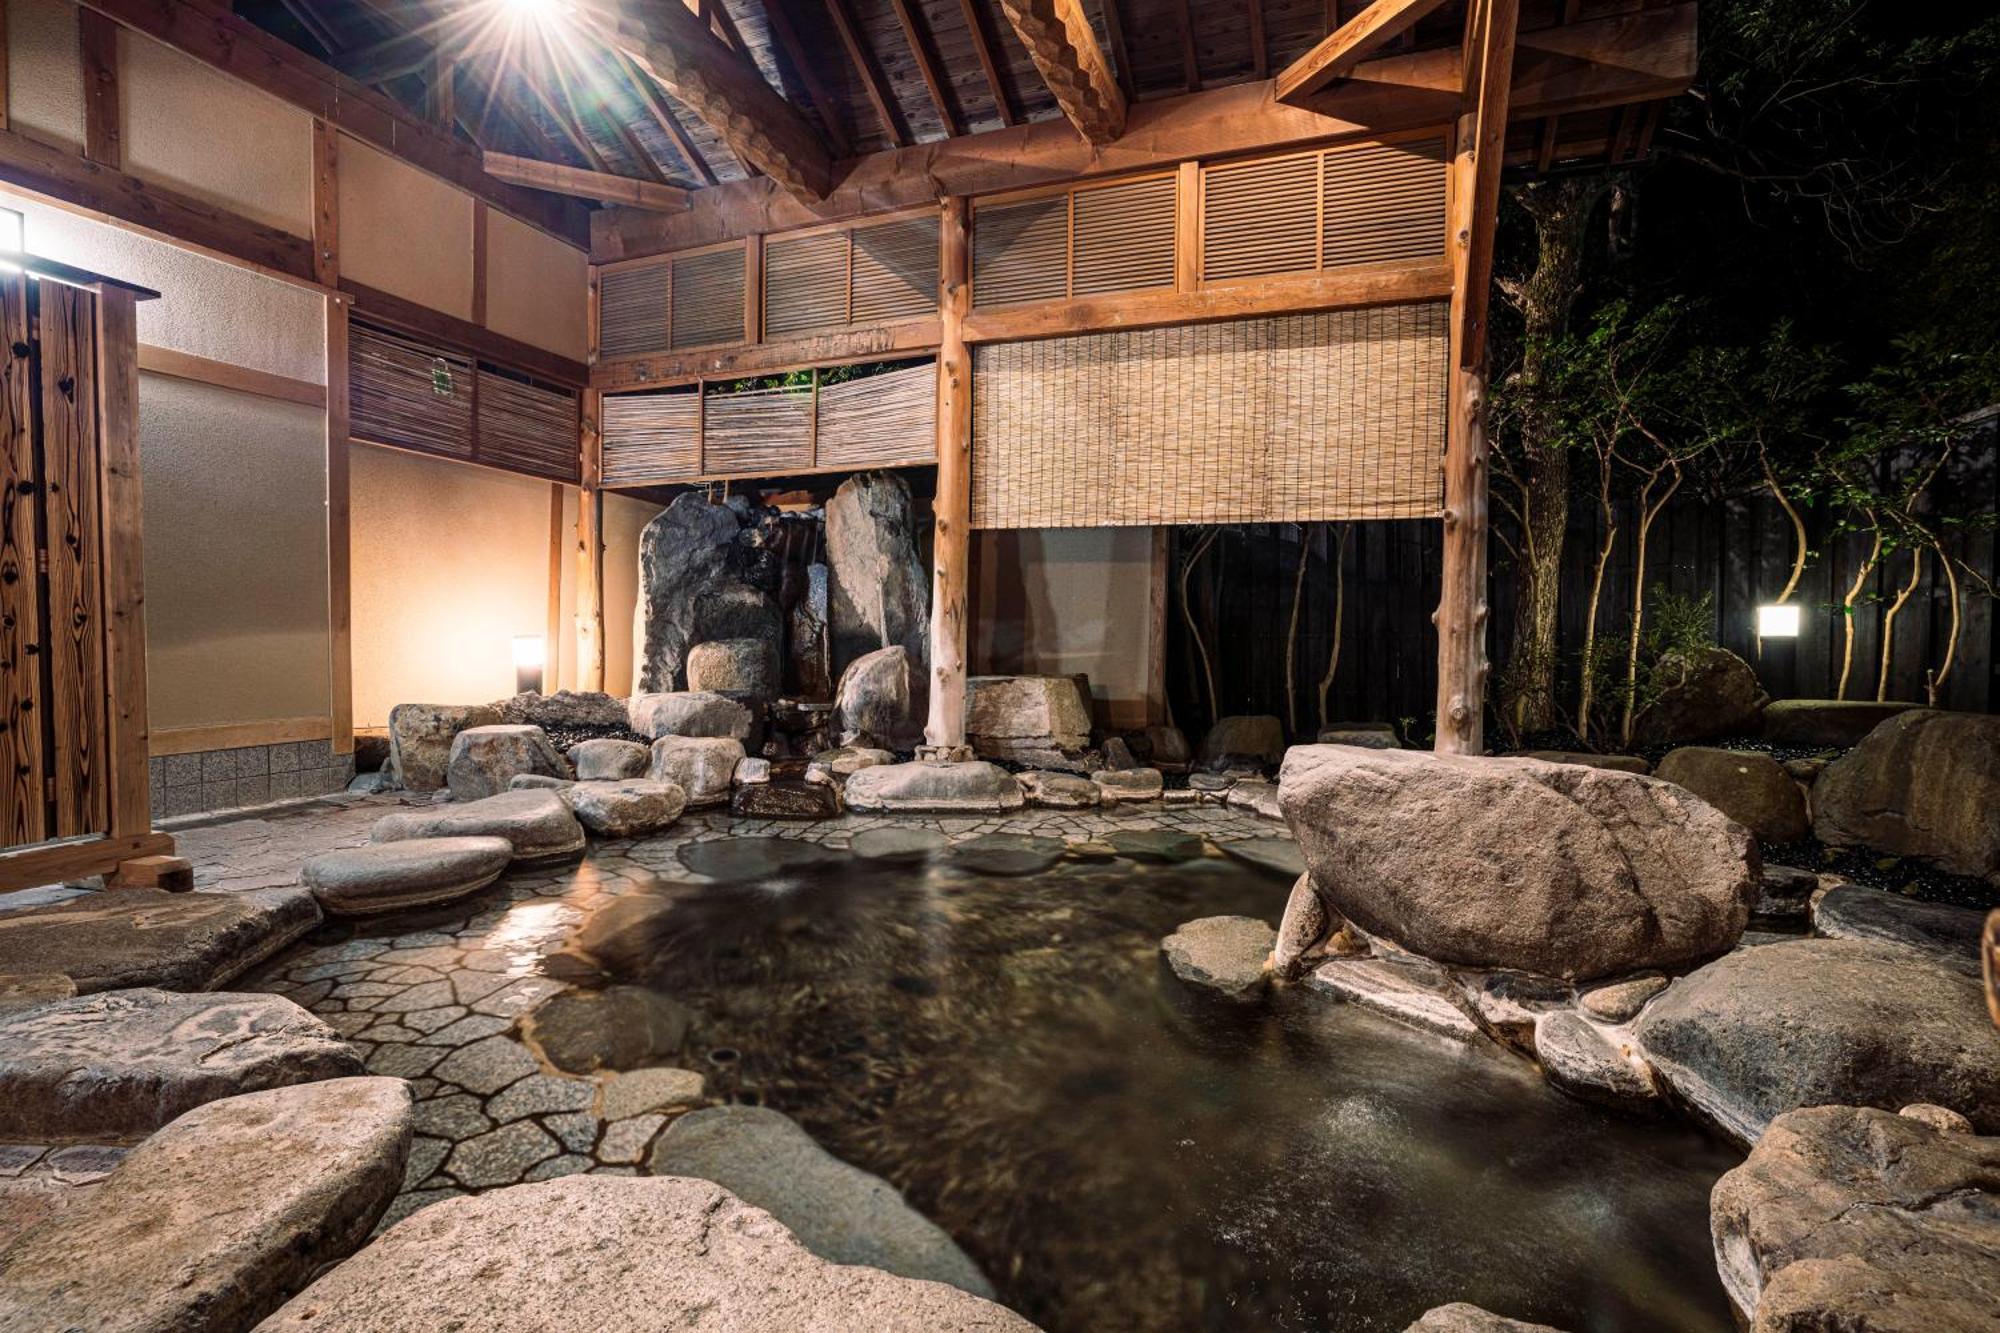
[706,360,915,396]
[1642,590,1719,661]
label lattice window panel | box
[971,305,1449,528]
[670,247,747,350]
[763,217,941,338]
[598,262,670,359]
[1202,136,1449,282]
[973,174,1179,308]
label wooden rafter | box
[759,0,853,153]
[1277,0,1452,104]
[955,0,1015,126]
[592,0,833,199]
[887,0,960,136]
[425,52,454,131]
[1097,0,1134,101]
[822,0,910,147]
[274,0,343,58]
[1174,0,1200,92]
[996,0,1126,144]
[1248,0,1268,80]
[608,47,719,185]
[483,151,689,211]
[1456,0,1516,368]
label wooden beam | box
[888,0,960,136]
[150,714,331,755]
[1457,0,1515,369]
[610,47,719,186]
[483,151,691,212]
[823,0,910,147]
[340,277,588,385]
[576,389,606,691]
[594,1,1696,261]
[1248,0,1268,80]
[75,0,588,244]
[471,200,488,325]
[0,124,317,283]
[0,830,174,894]
[1277,0,1451,103]
[80,8,121,168]
[1098,0,1133,102]
[1174,0,1200,92]
[923,195,970,751]
[956,0,1014,126]
[137,343,326,406]
[426,52,455,131]
[594,0,834,200]
[93,283,154,835]
[594,316,941,389]
[996,0,1125,144]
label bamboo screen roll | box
[970,305,1447,528]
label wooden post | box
[93,284,153,840]
[79,8,119,170]
[1433,0,1515,756]
[314,119,353,755]
[576,389,606,692]
[924,195,972,751]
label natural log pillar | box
[577,389,606,693]
[1434,114,1492,755]
[924,196,972,750]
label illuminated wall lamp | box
[1756,604,1801,638]
[512,635,546,695]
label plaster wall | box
[973,527,1158,728]
[485,208,588,360]
[139,375,331,728]
[337,135,476,320]
[7,0,84,151]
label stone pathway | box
[136,792,1278,1231]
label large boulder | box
[1760,698,1922,749]
[388,702,501,793]
[834,646,924,749]
[446,724,569,801]
[0,988,362,1140]
[1813,709,2000,880]
[1653,747,1809,844]
[647,737,743,807]
[1404,1306,1569,1333]
[628,691,754,742]
[0,1078,411,1333]
[825,472,929,680]
[634,493,782,694]
[491,689,627,732]
[568,738,651,781]
[1277,746,1756,981]
[1710,1105,2000,1331]
[301,837,514,917]
[1199,715,1286,767]
[686,638,780,699]
[964,675,1091,764]
[1812,884,1987,979]
[0,887,318,994]
[788,562,833,701]
[1632,938,2000,1146]
[371,790,587,865]
[841,761,1024,814]
[649,1105,992,1298]
[1631,646,1768,747]
[255,1176,1035,1332]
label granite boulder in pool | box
[0,887,318,994]
[371,790,586,864]
[301,837,514,917]
[0,987,362,1140]
[567,778,688,837]
[841,761,1024,814]
[254,1175,1036,1332]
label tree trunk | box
[1498,176,1610,736]
[1876,545,1921,702]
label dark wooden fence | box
[1165,457,1999,747]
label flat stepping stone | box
[849,827,948,863]
[0,887,319,994]
[1217,837,1305,880]
[1017,771,1100,809]
[568,738,650,781]
[1812,885,1986,977]
[842,761,1025,814]
[302,837,513,917]
[0,988,363,1140]
[1065,839,1117,861]
[730,780,840,820]
[255,1175,1035,1332]
[0,1077,410,1333]
[598,1066,705,1121]
[1106,829,1206,863]
[1161,916,1275,1002]
[373,789,586,865]
[0,973,75,1019]
[649,1105,994,1299]
[568,779,687,838]
[679,836,841,882]
[1092,768,1164,803]
[949,833,1066,877]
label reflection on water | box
[577,845,1738,1333]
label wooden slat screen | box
[599,261,670,359]
[1203,152,1321,281]
[670,247,746,350]
[351,323,474,459]
[1322,140,1449,268]
[1072,176,1177,296]
[973,197,1068,308]
[815,364,937,469]
[850,217,940,323]
[602,390,700,485]
[971,305,1448,528]
[701,386,814,475]
[764,232,849,339]
[476,373,580,482]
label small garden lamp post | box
[513,635,545,695]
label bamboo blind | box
[476,373,581,482]
[600,362,936,486]
[970,305,1448,528]
[351,323,474,459]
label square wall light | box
[1757,604,1801,638]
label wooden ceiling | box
[235,0,1663,207]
